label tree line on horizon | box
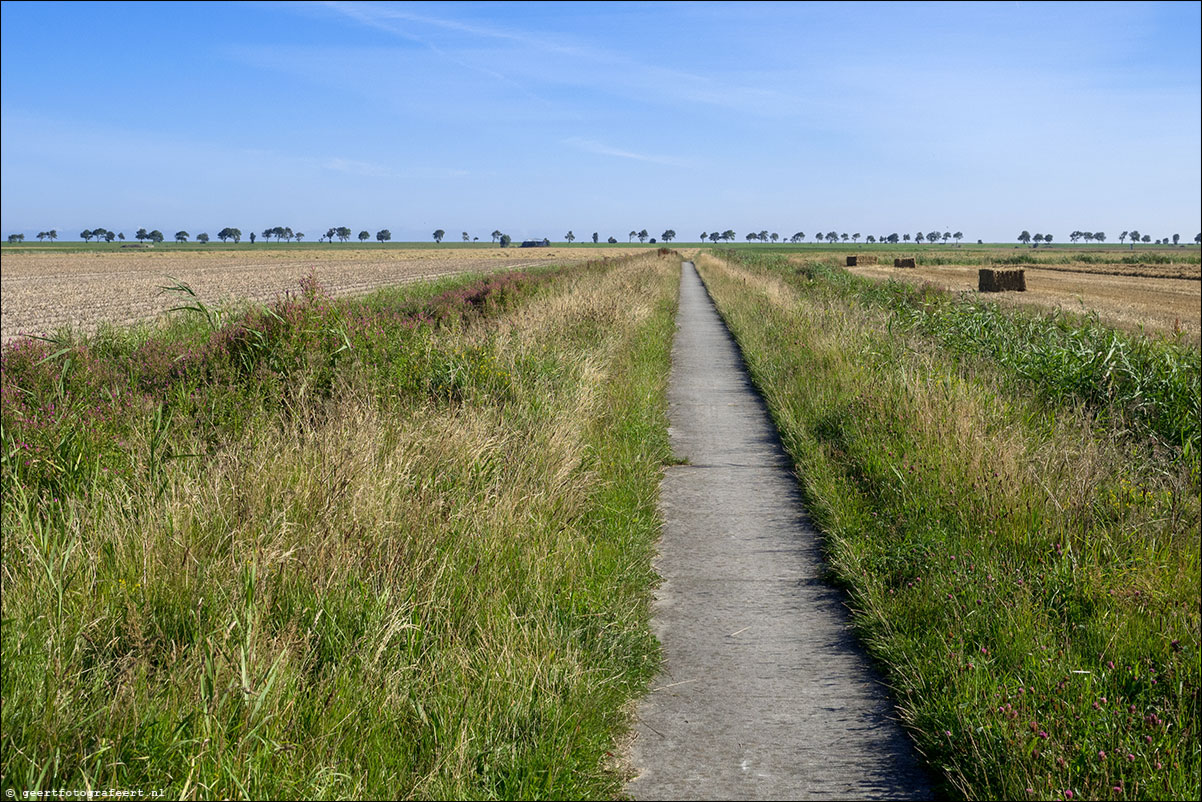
[7,226,1202,246]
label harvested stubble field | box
[843,261,1202,341]
[0,246,649,342]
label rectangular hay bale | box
[979,268,1026,292]
[894,257,916,268]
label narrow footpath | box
[626,262,931,801]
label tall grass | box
[695,251,1199,801]
[1,254,680,798]
[727,250,1200,460]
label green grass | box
[1,254,680,799]
[693,250,1200,801]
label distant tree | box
[36,231,47,241]
[1094,232,1105,242]
[217,227,232,242]
[565,230,576,244]
[135,228,148,243]
[230,228,241,243]
[80,230,94,243]
[336,227,352,242]
[852,233,860,243]
[376,229,391,243]
[491,229,502,244]
[1070,230,1081,243]
[746,232,757,242]
[942,231,951,244]
[499,234,511,247]
[661,229,676,242]
[607,236,617,244]
[48,230,58,242]
[840,233,849,243]
[462,231,470,243]
[104,230,116,243]
[1118,231,1128,245]
[592,232,599,243]
[197,232,210,244]
[324,228,336,243]
[1044,234,1053,245]
[1141,234,1151,244]
[262,229,273,242]
[175,231,188,243]
[699,232,708,242]
[1128,230,1141,249]
[629,230,637,242]
[1195,233,1201,244]
[866,235,876,244]
[1172,233,1180,246]
[722,230,737,242]
[7,233,25,243]
[296,231,305,242]
[903,234,910,242]
[928,231,940,244]
[148,230,164,243]
[915,232,924,244]
[709,232,721,243]
[770,232,780,243]
[954,231,963,245]
[793,232,805,243]
[888,233,900,244]
[433,229,445,243]
[250,232,256,244]
[1018,230,1032,246]
[355,230,368,242]
[637,229,649,243]
[1033,233,1044,247]
[826,231,838,244]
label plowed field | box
[0,246,648,342]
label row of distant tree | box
[1053,230,1199,246]
[7,227,1202,246]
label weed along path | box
[627,262,931,800]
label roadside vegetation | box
[1,253,680,798]
[696,250,1200,801]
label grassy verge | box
[1,254,679,798]
[693,251,1199,801]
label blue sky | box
[2,1,1199,243]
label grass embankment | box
[1,253,680,798]
[695,251,1200,801]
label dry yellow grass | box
[0,246,651,342]
[847,263,1202,341]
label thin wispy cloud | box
[564,137,690,168]
[319,1,548,102]
[320,156,394,178]
[320,0,790,117]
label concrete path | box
[626,262,931,800]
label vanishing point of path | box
[627,262,931,800]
